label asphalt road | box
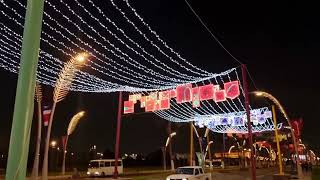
[0,167,312,180]
[82,167,313,180]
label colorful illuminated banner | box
[194,108,273,128]
[123,80,240,114]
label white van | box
[87,159,123,177]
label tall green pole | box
[5,0,45,179]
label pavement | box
[0,167,313,180]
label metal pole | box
[288,121,302,178]
[168,122,174,171]
[222,133,226,168]
[31,96,42,179]
[62,135,69,175]
[113,91,123,179]
[272,106,283,175]
[190,122,194,166]
[206,134,213,169]
[163,147,167,171]
[42,102,57,179]
[241,64,256,180]
[5,0,45,178]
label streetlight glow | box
[74,52,88,63]
[170,132,176,138]
[50,141,57,147]
[255,92,263,96]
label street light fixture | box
[31,83,43,180]
[163,132,176,171]
[62,111,85,175]
[42,52,88,179]
[204,141,213,160]
[253,91,302,178]
[228,145,236,154]
[50,141,57,148]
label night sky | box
[0,0,320,157]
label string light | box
[0,0,244,93]
[120,0,213,75]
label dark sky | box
[1,0,320,157]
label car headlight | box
[86,172,90,175]
[94,171,100,175]
[182,178,188,180]
[166,178,170,180]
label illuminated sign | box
[123,81,240,114]
[194,108,273,128]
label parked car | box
[166,166,211,180]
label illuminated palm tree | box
[31,82,42,180]
[42,53,88,179]
[62,111,85,175]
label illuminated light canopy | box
[0,0,276,135]
[0,0,231,93]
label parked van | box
[87,159,123,177]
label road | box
[83,167,312,180]
[0,167,312,180]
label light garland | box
[120,0,213,75]
[0,0,253,104]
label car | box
[166,166,211,180]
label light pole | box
[204,141,213,163]
[191,124,208,168]
[241,64,256,180]
[113,91,123,179]
[42,53,88,179]
[31,83,43,180]
[62,111,85,175]
[163,132,176,171]
[254,91,302,178]
[49,141,57,172]
[228,145,236,154]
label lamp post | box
[191,124,206,168]
[31,83,43,180]
[62,111,85,175]
[254,91,302,178]
[163,132,176,171]
[241,64,256,180]
[204,141,213,162]
[42,53,88,179]
[113,91,123,179]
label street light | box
[50,141,57,148]
[62,111,85,175]
[163,132,176,171]
[31,83,43,180]
[42,52,88,179]
[204,141,213,162]
[228,145,236,154]
[254,91,302,178]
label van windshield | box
[175,168,194,175]
[88,162,99,168]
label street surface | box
[0,167,313,179]
[82,167,312,180]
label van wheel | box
[101,172,105,177]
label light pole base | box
[273,174,290,180]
